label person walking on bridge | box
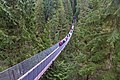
[73,16,76,23]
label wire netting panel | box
[0,70,10,80]
[0,63,24,80]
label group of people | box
[59,31,71,46]
[59,16,76,46]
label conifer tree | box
[35,0,45,34]
[63,0,73,23]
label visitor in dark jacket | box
[62,40,66,44]
[73,16,76,23]
[59,41,63,46]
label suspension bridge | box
[0,23,75,80]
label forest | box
[0,0,120,80]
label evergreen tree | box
[63,0,73,23]
[35,0,45,34]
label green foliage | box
[1,0,120,80]
[78,63,97,76]
[41,61,73,80]
[107,29,120,47]
[0,30,13,48]
[90,52,105,63]
[99,71,116,80]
